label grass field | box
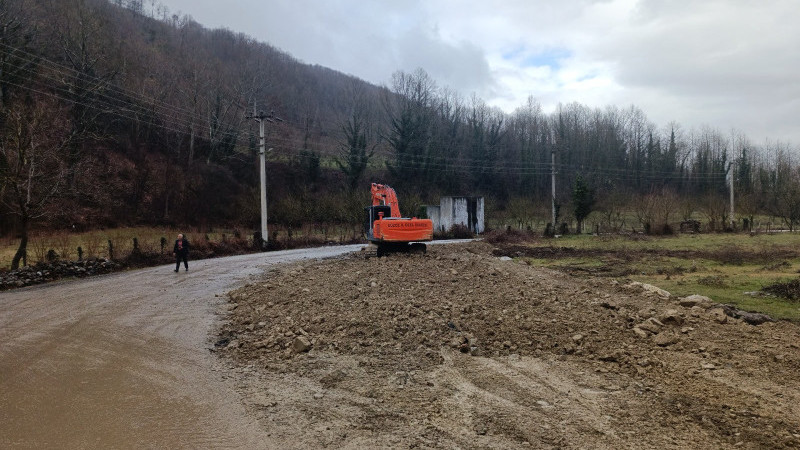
[497,231,800,321]
[0,223,365,269]
[0,227,253,268]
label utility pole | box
[551,146,556,233]
[728,161,735,230]
[247,105,282,250]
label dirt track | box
[220,242,800,449]
[0,245,362,448]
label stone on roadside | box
[738,311,773,325]
[679,294,713,309]
[653,331,679,347]
[659,309,684,325]
[598,352,619,362]
[708,308,728,324]
[637,318,664,334]
[292,336,312,353]
[633,327,649,338]
[627,281,671,298]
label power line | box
[0,44,735,183]
[0,46,736,179]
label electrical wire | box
[0,43,733,181]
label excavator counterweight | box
[365,183,433,256]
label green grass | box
[514,232,800,321]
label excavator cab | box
[364,205,392,240]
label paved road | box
[0,245,364,449]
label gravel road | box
[0,245,363,449]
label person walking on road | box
[173,233,190,272]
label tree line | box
[1,0,799,269]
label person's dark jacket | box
[173,238,190,256]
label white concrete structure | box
[426,196,484,234]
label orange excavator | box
[365,183,433,256]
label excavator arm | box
[371,183,402,218]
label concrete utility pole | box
[247,105,281,250]
[551,147,557,231]
[729,161,735,230]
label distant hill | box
[2,0,798,255]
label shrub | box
[484,227,535,244]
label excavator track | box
[376,242,427,257]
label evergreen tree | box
[336,112,373,189]
[572,174,594,233]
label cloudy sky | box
[157,0,800,145]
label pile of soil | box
[217,242,800,449]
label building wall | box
[475,197,485,234]
[426,205,441,232]
[427,197,484,234]
[439,197,455,232]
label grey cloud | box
[158,0,800,143]
[582,0,800,142]
[394,24,495,96]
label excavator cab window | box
[364,205,392,236]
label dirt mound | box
[762,279,800,301]
[217,242,800,449]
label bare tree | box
[49,0,117,192]
[699,194,728,232]
[653,187,680,234]
[595,189,627,232]
[632,194,655,233]
[0,96,68,268]
[0,0,36,114]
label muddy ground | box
[218,242,800,449]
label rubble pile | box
[216,241,800,449]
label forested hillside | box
[2,0,800,266]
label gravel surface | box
[219,241,800,449]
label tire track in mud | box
[436,350,620,447]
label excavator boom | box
[370,183,402,218]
